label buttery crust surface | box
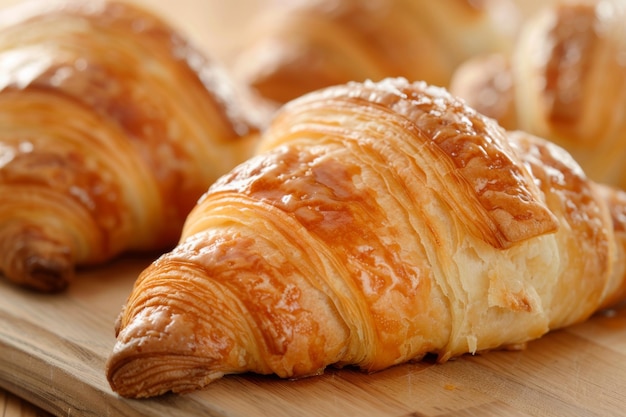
[107,78,626,398]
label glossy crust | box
[0,0,266,291]
[233,0,520,104]
[106,78,626,398]
[450,0,626,188]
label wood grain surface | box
[1,255,626,417]
[1,390,52,417]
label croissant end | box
[106,304,242,398]
[107,344,223,398]
[106,261,263,398]
[0,225,73,292]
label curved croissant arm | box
[232,0,520,105]
[106,77,626,398]
[450,0,626,188]
[0,0,267,291]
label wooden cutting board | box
[1,255,625,417]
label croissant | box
[0,0,268,292]
[449,0,626,188]
[231,0,521,105]
[106,77,626,398]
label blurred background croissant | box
[231,0,523,105]
[449,0,626,189]
[226,0,626,190]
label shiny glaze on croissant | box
[450,0,626,188]
[0,0,266,291]
[106,78,626,398]
[232,0,520,105]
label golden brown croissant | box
[231,0,521,105]
[0,0,268,291]
[106,77,626,398]
[450,0,626,188]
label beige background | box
[0,0,271,63]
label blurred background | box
[0,0,557,73]
[0,0,269,62]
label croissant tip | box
[20,255,73,292]
[1,247,74,293]
[105,301,248,398]
[106,349,223,398]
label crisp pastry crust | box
[106,78,626,398]
[232,0,520,104]
[256,78,559,247]
[0,0,266,291]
